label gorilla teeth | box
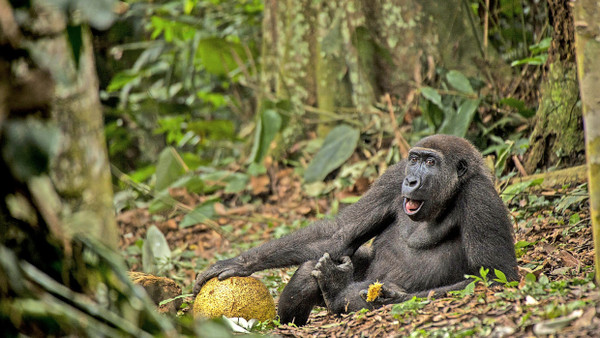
[403,198,423,215]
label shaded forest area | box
[1,0,600,336]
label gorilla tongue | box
[404,198,423,215]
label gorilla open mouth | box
[403,198,424,215]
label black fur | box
[193,135,518,325]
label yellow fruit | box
[366,281,383,302]
[193,277,276,322]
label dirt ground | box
[117,168,599,337]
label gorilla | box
[193,134,518,325]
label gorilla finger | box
[310,270,322,278]
[359,289,368,300]
[340,256,352,265]
[317,252,332,264]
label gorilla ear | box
[457,160,468,177]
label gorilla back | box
[194,134,518,326]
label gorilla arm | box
[459,176,519,281]
[193,163,405,295]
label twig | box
[512,155,528,176]
[384,93,410,158]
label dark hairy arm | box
[193,163,405,295]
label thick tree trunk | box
[260,0,494,151]
[23,1,118,247]
[525,0,585,172]
[573,0,600,284]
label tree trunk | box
[260,0,494,153]
[0,1,184,335]
[573,0,600,284]
[23,1,118,247]
[525,0,585,172]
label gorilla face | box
[401,147,459,222]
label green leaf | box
[249,109,282,163]
[197,38,245,76]
[463,281,476,295]
[107,71,139,92]
[148,190,177,213]
[494,269,508,283]
[501,178,544,203]
[179,201,216,228]
[155,147,186,191]
[510,54,548,67]
[187,120,235,141]
[142,225,172,274]
[446,70,474,94]
[499,97,535,118]
[170,175,205,194]
[438,99,480,137]
[421,87,443,109]
[529,37,551,54]
[224,173,248,193]
[304,125,360,183]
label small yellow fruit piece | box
[366,281,383,302]
[193,277,276,322]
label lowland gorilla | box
[194,135,518,325]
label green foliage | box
[179,200,217,228]
[155,147,187,191]
[249,109,283,164]
[511,37,551,67]
[500,178,544,204]
[391,297,429,319]
[104,0,263,174]
[418,70,481,138]
[142,225,173,275]
[303,125,360,183]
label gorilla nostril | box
[405,176,420,188]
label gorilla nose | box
[403,176,421,193]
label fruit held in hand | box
[366,281,383,302]
[193,277,276,322]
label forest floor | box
[117,167,600,337]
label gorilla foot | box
[311,253,353,310]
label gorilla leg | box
[278,261,323,326]
[311,246,374,313]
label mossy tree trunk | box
[24,1,117,247]
[525,0,585,173]
[0,1,177,335]
[573,0,600,284]
[260,0,492,152]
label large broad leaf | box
[179,201,216,228]
[421,87,443,109]
[197,38,245,76]
[304,125,360,183]
[155,147,186,191]
[142,225,172,274]
[249,109,282,163]
[446,70,474,94]
[439,99,480,137]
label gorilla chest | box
[369,223,467,290]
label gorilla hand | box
[193,256,252,296]
[359,283,408,307]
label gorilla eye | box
[426,158,436,166]
[409,156,418,164]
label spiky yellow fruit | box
[193,277,276,322]
[366,281,383,302]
